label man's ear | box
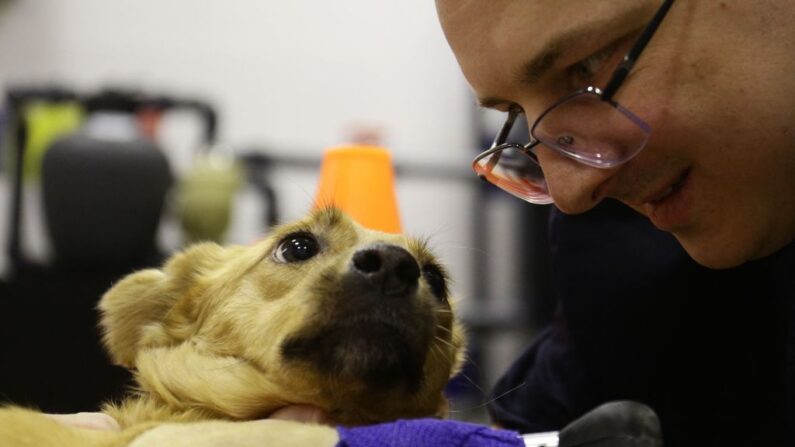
[98,242,228,367]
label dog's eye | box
[274,232,320,263]
[422,264,448,302]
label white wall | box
[0,0,483,300]
[0,0,473,161]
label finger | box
[44,412,121,431]
[267,405,331,425]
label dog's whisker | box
[448,381,528,415]
[446,244,491,257]
[462,352,490,390]
[430,344,452,364]
[433,335,459,352]
[457,371,486,395]
[435,324,453,334]
[436,342,460,364]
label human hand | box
[129,419,339,447]
[44,412,121,431]
[44,405,329,431]
[267,404,331,425]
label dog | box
[0,207,465,446]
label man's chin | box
[676,233,762,270]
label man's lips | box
[646,169,690,204]
[641,168,692,230]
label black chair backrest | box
[41,134,172,270]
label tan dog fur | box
[0,208,465,446]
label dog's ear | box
[98,243,227,367]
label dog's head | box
[99,208,465,424]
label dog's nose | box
[352,245,420,295]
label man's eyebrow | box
[475,27,590,110]
[520,27,597,85]
[475,26,600,110]
[477,4,651,110]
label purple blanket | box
[336,419,523,447]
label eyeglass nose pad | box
[523,140,541,161]
[556,135,575,146]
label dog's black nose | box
[352,245,420,295]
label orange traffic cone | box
[313,145,402,233]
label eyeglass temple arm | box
[492,108,520,147]
[601,0,675,101]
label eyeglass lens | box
[474,91,650,204]
[532,91,651,168]
[474,145,552,204]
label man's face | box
[437,0,795,268]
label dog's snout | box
[352,245,420,295]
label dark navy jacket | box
[487,200,795,446]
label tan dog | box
[0,208,465,446]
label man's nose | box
[535,145,617,215]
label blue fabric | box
[336,419,523,447]
[487,200,795,446]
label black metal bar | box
[238,148,475,183]
[7,101,25,272]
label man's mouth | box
[650,170,689,203]
[643,168,692,230]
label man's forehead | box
[438,0,656,104]
[438,0,652,26]
[441,0,654,51]
[439,0,632,25]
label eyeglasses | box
[472,0,675,205]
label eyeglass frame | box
[473,0,676,200]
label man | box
[436,0,795,444]
[437,0,795,269]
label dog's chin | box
[280,317,430,393]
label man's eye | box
[568,45,616,86]
[273,232,320,263]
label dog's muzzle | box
[280,244,434,392]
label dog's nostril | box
[353,249,382,274]
[352,246,421,294]
[395,258,420,285]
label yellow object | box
[313,145,401,233]
[23,102,84,181]
[177,154,244,244]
